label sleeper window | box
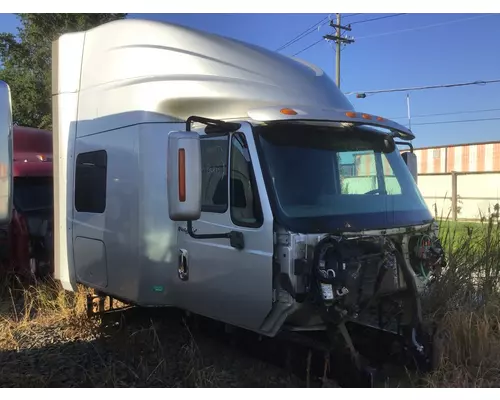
[75,150,107,213]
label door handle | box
[178,249,189,281]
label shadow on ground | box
[0,306,304,388]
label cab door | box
[174,123,274,332]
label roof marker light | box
[345,111,357,118]
[376,116,385,122]
[280,108,297,115]
[361,114,372,120]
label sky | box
[1,12,499,148]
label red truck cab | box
[0,126,53,279]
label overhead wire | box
[345,79,500,96]
[275,16,328,52]
[349,13,407,25]
[289,13,498,57]
[388,107,500,121]
[277,13,364,54]
[357,13,496,40]
[292,38,325,56]
[288,13,407,57]
[351,81,500,128]
[412,117,500,126]
[344,13,362,18]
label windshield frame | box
[252,121,433,234]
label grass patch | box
[0,275,95,350]
[0,274,301,388]
[422,210,500,387]
[424,303,500,387]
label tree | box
[0,13,127,130]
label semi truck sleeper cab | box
[0,18,446,380]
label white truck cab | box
[1,19,447,373]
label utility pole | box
[335,13,342,88]
[406,93,412,130]
[324,13,354,89]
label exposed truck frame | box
[1,19,446,378]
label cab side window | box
[75,150,107,213]
[230,133,263,227]
[200,135,229,213]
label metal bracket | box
[395,140,414,152]
[186,221,245,250]
[185,115,241,133]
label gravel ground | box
[0,288,305,388]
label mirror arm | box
[395,140,414,152]
[185,116,241,134]
[187,221,245,250]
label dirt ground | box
[0,282,306,388]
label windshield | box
[13,177,53,212]
[254,122,433,233]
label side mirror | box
[167,131,202,221]
[402,151,418,183]
[0,81,13,225]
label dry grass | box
[0,274,302,388]
[421,209,500,387]
[0,276,92,349]
[425,303,500,387]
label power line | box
[292,38,325,56]
[346,79,500,96]
[343,13,363,20]
[289,13,408,59]
[288,13,407,58]
[288,13,498,59]
[278,12,379,55]
[276,18,327,51]
[276,16,328,52]
[357,13,496,40]
[278,14,362,53]
[389,107,500,121]
[413,117,500,126]
[350,13,407,26]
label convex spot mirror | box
[167,131,202,221]
[0,80,13,225]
